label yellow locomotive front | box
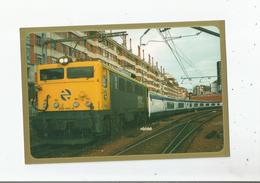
[36,61,110,112]
[31,59,112,145]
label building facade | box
[193,85,211,96]
[26,31,188,99]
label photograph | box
[20,21,229,163]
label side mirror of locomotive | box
[34,84,42,92]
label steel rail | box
[115,110,218,155]
[162,120,192,153]
[167,113,220,153]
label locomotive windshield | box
[67,67,94,79]
[40,68,64,80]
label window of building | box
[26,45,30,64]
[68,47,72,56]
[51,57,57,63]
[84,53,88,59]
[69,32,78,39]
[51,41,56,50]
[105,51,109,58]
[62,44,67,54]
[36,35,42,46]
[83,39,87,47]
[90,45,95,52]
[36,54,42,64]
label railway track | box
[114,109,221,155]
[161,112,220,153]
[30,109,221,158]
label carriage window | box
[178,103,184,108]
[200,103,204,106]
[167,102,174,109]
[67,67,94,78]
[206,103,209,106]
[40,68,64,80]
[194,103,198,107]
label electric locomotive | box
[31,57,148,145]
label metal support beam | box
[139,28,150,47]
[181,76,217,80]
[192,27,220,37]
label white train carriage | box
[148,92,221,121]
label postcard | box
[20,21,229,164]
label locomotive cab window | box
[40,68,64,80]
[67,67,94,79]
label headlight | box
[53,102,59,108]
[73,101,80,107]
[59,58,64,64]
[63,57,68,64]
[58,56,70,65]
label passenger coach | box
[148,92,221,121]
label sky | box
[110,26,221,92]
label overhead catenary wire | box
[159,29,207,81]
[166,30,201,75]
[158,29,190,79]
[174,43,204,77]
